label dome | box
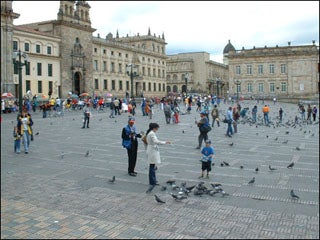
[223,40,235,54]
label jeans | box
[22,130,30,152]
[149,164,157,185]
[226,120,233,136]
[14,139,21,153]
[252,113,257,122]
[264,113,269,125]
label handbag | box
[141,135,148,145]
[201,125,212,133]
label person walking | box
[225,106,233,137]
[312,105,317,122]
[173,102,180,123]
[121,117,142,176]
[82,102,91,128]
[109,100,115,118]
[307,104,312,122]
[262,104,270,125]
[195,111,210,149]
[199,139,215,179]
[251,105,258,123]
[163,100,172,124]
[211,104,220,127]
[13,126,21,154]
[17,111,33,154]
[279,107,284,123]
[145,122,171,192]
[232,107,240,134]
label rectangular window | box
[24,43,30,52]
[111,62,115,72]
[94,78,99,89]
[126,81,129,90]
[103,49,106,54]
[13,41,18,51]
[236,65,241,75]
[247,65,252,75]
[162,70,165,78]
[37,63,42,76]
[103,61,107,71]
[36,44,41,53]
[281,82,287,92]
[153,68,156,77]
[48,64,53,77]
[258,65,263,75]
[119,52,122,57]
[148,68,151,76]
[13,62,18,74]
[158,69,161,77]
[258,83,264,92]
[280,64,286,74]
[47,46,52,55]
[119,80,123,90]
[148,82,151,91]
[269,82,275,93]
[143,82,146,91]
[48,81,53,93]
[103,79,107,90]
[142,67,145,76]
[153,83,156,91]
[94,60,98,71]
[118,63,122,73]
[111,80,115,90]
[26,80,31,92]
[158,83,161,91]
[94,48,97,53]
[111,51,114,56]
[38,81,42,93]
[25,62,30,75]
[269,64,275,74]
[163,83,165,91]
[247,83,252,93]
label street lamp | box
[234,79,242,103]
[12,50,29,114]
[216,77,221,99]
[126,64,139,98]
[184,73,189,97]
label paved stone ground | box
[1,100,319,239]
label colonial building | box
[224,40,319,100]
[166,52,228,98]
[1,0,167,99]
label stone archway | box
[166,85,171,93]
[173,85,178,93]
[74,72,82,95]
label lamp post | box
[184,73,189,97]
[12,50,29,114]
[234,79,241,103]
[216,77,221,99]
[126,64,139,98]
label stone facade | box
[225,41,319,100]
[166,52,228,98]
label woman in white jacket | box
[146,123,171,191]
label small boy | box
[13,126,21,154]
[199,139,215,179]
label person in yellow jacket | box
[17,111,33,154]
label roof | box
[223,40,236,54]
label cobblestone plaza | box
[1,100,319,239]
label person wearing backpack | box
[195,111,210,149]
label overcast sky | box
[12,1,319,63]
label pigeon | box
[211,183,222,189]
[269,165,277,171]
[154,195,166,203]
[85,150,89,157]
[229,142,234,146]
[60,152,64,159]
[99,118,102,121]
[255,167,259,173]
[72,118,75,121]
[160,186,167,191]
[287,162,294,168]
[248,177,255,184]
[290,189,299,199]
[212,162,215,166]
[166,180,176,185]
[35,132,39,135]
[11,120,14,124]
[266,135,269,138]
[274,137,278,141]
[285,131,289,134]
[186,185,196,192]
[223,161,230,166]
[182,130,185,133]
[220,163,224,167]
[50,122,53,125]
[282,140,288,144]
[295,147,301,151]
[311,133,315,137]
[240,165,244,169]
[109,176,115,183]
[170,193,187,201]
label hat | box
[205,140,211,144]
[128,116,135,122]
[200,111,206,115]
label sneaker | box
[196,146,201,149]
[129,173,136,177]
[146,185,154,193]
[198,175,204,179]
